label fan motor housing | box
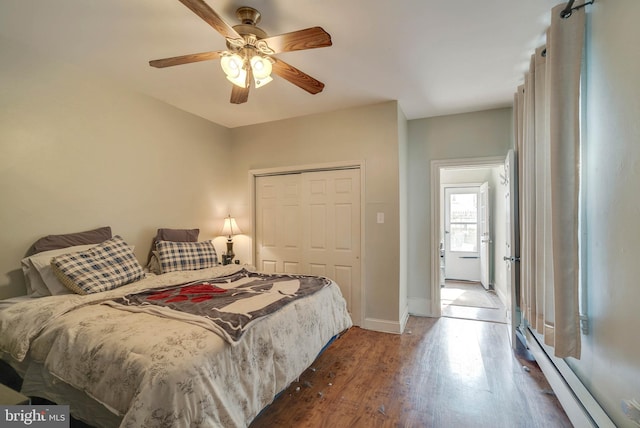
[227,7,267,49]
[233,7,267,39]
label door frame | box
[479,181,490,289]
[430,156,504,316]
[249,160,365,326]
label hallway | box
[441,280,507,324]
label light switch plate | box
[377,212,384,224]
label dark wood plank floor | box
[251,316,572,428]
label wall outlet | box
[377,212,384,224]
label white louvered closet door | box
[255,169,361,323]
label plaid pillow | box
[156,240,218,274]
[51,236,145,295]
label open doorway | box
[434,159,508,323]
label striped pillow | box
[51,236,145,295]
[156,240,218,274]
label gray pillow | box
[27,226,112,256]
[157,228,199,242]
[146,228,200,266]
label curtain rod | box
[539,1,593,57]
[560,0,594,19]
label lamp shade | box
[221,54,247,88]
[221,215,242,237]
[250,55,273,88]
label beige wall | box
[0,36,232,298]
[229,101,404,330]
[567,1,640,426]
[406,108,513,312]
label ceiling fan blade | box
[149,51,223,68]
[230,85,249,104]
[271,58,325,94]
[178,0,242,41]
[261,27,332,54]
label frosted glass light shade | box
[253,75,273,88]
[250,55,273,88]
[221,54,247,88]
[250,55,272,78]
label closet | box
[255,168,361,319]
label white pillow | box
[21,245,97,296]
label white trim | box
[525,328,616,428]
[250,160,362,177]
[249,160,366,327]
[430,156,505,317]
[363,317,403,334]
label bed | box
[0,228,352,427]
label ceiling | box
[0,0,559,128]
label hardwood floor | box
[251,316,572,428]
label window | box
[449,193,478,252]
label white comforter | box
[0,265,352,427]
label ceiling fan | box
[149,0,332,104]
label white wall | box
[0,36,232,298]
[407,108,513,313]
[228,101,405,331]
[565,1,640,426]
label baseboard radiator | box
[525,328,616,428]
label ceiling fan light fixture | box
[226,69,247,88]
[250,55,273,88]
[253,74,273,89]
[221,53,248,87]
[250,55,272,79]
[149,3,331,102]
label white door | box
[255,174,303,274]
[302,169,361,316]
[504,150,520,348]
[479,182,490,289]
[444,186,481,281]
[255,169,361,323]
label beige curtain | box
[515,3,585,359]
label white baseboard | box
[525,328,616,428]
[362,317,404,334]
[408,297,433,317]
[362,305,411,334]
